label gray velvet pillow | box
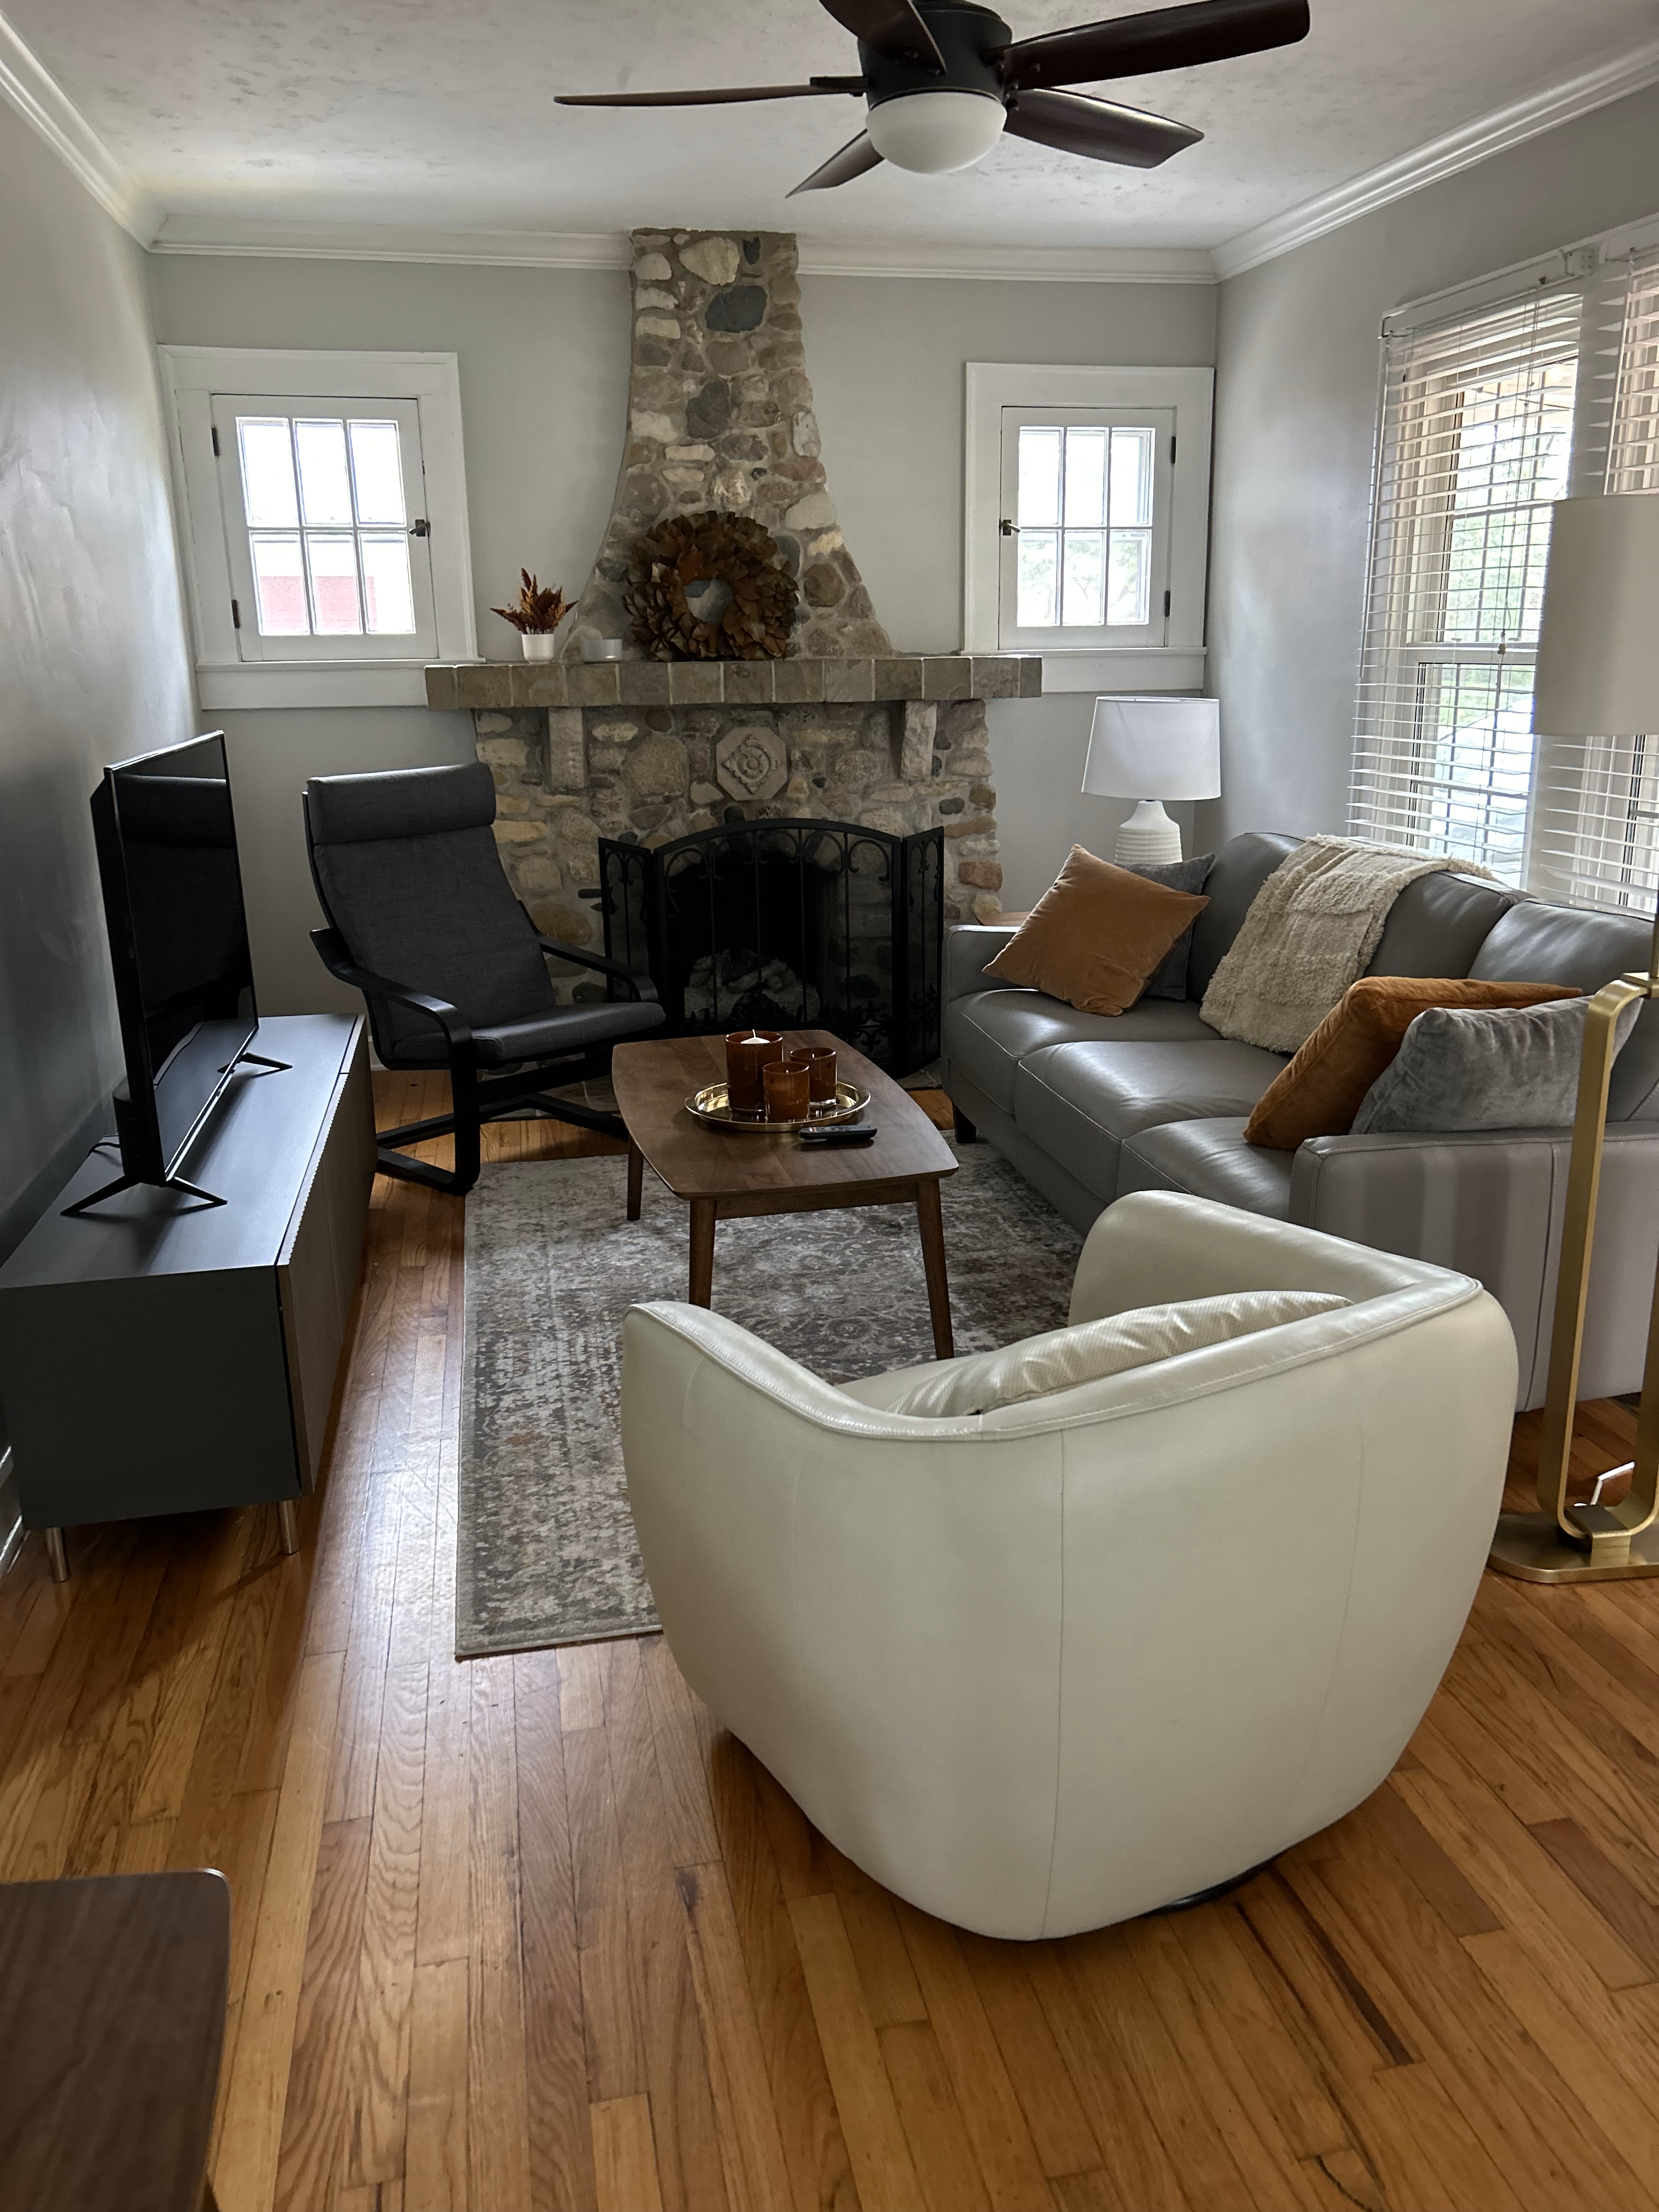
[1351,995,1637,1136]
[1132,853,1215,1001]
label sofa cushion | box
[1116,1118,1298,1221]
[1185,832,1301,1000]
[1352,994,1640,1136]
[1132,852,1215,1000]
[1015,1039,1288,1201]
[946,990,1218,1115]
[840,1290,1347,1419]
[1243,977,1579,1150]
[1363,869,1520,979]
[1469,901,1659,1119]
[986,847,1209,1016]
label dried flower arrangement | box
[492,571,572,634]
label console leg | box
[276,1500,300,1555]
[43,1528,69,1583]
[951,1105,978,1144]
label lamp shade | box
[1533,494,1659,737]
[1082,695,1221,802]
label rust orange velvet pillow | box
[985,845,1209,1017]
[1243,977,1582,1150]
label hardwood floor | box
[4,1070,1659,2211]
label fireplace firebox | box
[597,821,943,1076]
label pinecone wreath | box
[625,510,798,661]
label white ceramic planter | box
[520,631,560,661]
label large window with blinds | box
[1349,246,1659,905]
[1348,290,1582,878]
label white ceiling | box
[6,0,1659,256]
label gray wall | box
[148,254,1217,974]
[0,104,197,1266]
[1206,80,1659,851]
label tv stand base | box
[61,1170,226,1219]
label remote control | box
[799,1123,878,1145]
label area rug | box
[456,1145,1082,1657]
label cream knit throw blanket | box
[1200,837,1497,1053]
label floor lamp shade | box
[1533,494,1659,735]
[1082,695,1221,866]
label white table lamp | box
[1082,695,1222,865]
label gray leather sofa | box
[943,832,1659,1408]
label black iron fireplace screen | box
[596,820,943,1076]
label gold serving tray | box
[685,1079,872,1135]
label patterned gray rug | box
[456,1144,1082,1657]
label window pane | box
[1108,530,1152,625]
[1109,428,1155,527]
[305,533,363,633]
[348,419,407,526]
[237,419,298,528]
[1412,659,1536,875]
[360,532,416,634]
[294,419,354,527]
[1017,531,1059,627]
[1060,531,1105,627]
[1017,427,1062,528]
[249,533,309,634]
[1062,430,1107,527]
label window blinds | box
[1526,251,1659,913]
[1347,285,1584,882]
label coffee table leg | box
[915,1179,955,1358]
[627,1140,644,1222]
[689,1199,716,1307]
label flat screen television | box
[70,732,264,1215]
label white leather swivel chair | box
[620,1192,1516,1939]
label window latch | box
[409,518,431,539]
[999,517,1017,537]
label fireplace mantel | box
[425,653,1040,713]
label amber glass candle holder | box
[763,1058,810,1122]
[725,1029,783,1117]
[788,1046,838,1104]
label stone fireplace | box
[424,225,1039,1003]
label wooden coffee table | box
[611,1030,959,1357]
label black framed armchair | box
[304,761,663,1195]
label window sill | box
[1012,647,1208,695]
[195,663,443,711]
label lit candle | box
[725,1029,783,1116]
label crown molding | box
[149,216,634,268]
[0,7,157,242]
[148,211,1216,284]
[1213,38,1659,281]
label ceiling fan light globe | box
[865,88,1005,173]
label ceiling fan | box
[556,0,1310,195]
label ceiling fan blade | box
[1005,86,1201,168]
[788,131,887,195]
[557,80,865,108]
[1002,0,1309,89]
[816,0,946,71]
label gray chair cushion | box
[308,763,560,1062]
[1469,901,1659,1118]
[1131,853,1215,1000]
[946,990,1219,1116]
[1364,870,1520,979]
[386,997,665,1069]
[1115,1118,1296,1220]
[1014,1039,1288,1202]
[1185,833,1301,999]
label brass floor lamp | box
[1489,492,1659,1583]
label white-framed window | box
[964,364,1213,694]
[160,348,477,709]
[1350,227,1659,905]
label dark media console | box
[0,1016,374,1576]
